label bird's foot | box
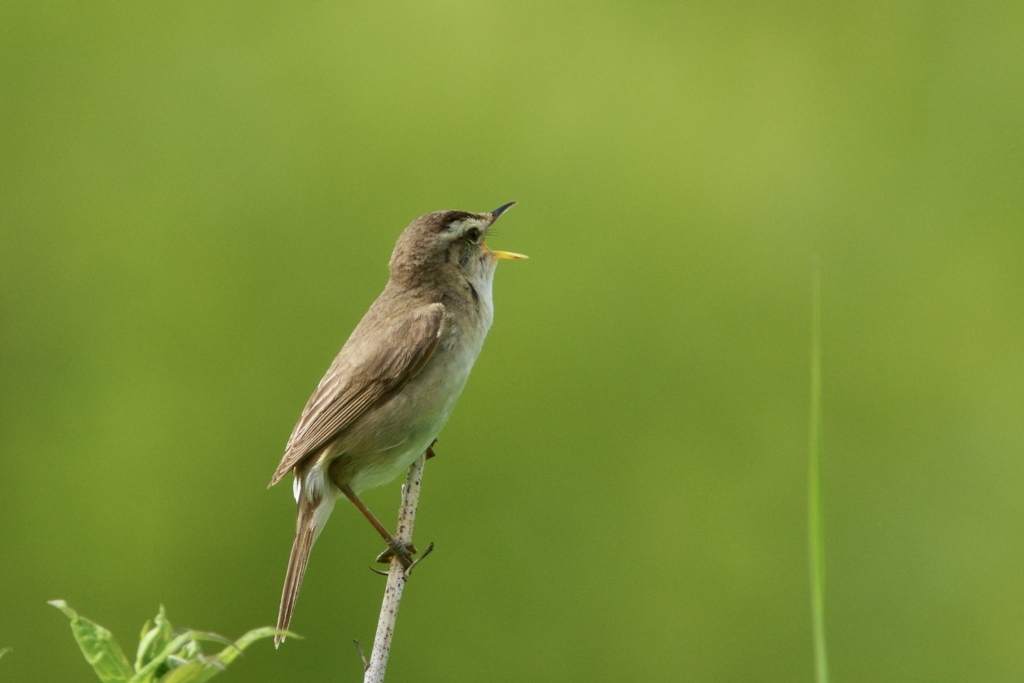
[376,538,418,568]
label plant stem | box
[808,259,830,683]
[363,453,427,683]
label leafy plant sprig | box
[50,600,292,683]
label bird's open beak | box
[489,201,517,220]
[489,249,528,260]
[486,201,528,260]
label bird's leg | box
[339,484,417,568]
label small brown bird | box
[269,203,525,646]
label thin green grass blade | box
[808,260,830,683]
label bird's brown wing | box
[268,302,445,486]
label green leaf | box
[0,647,11,660]
[185,627,287,683]
[128,631,199,682]
[156,661,206,683]
[135,606,174,671]
[49,600,135,683]
[210,627,287,669]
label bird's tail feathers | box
[275,491,335,647]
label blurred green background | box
[3,1,1023,681]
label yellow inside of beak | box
[486,246,528,260]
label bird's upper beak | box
[486,202,528,261]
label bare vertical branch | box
[363,453,427,683]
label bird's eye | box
[465,227,482,243]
